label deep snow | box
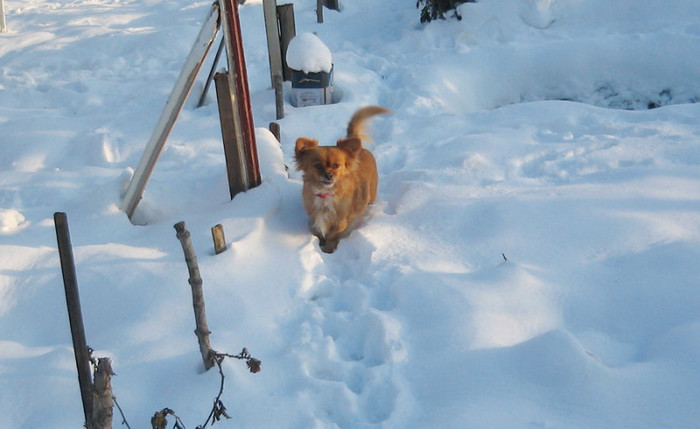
[1,0,699,428]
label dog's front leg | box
[320,236,339,253]
[319,219,348,253]
[319,229,341,253]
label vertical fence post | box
[54,212,94,429]
[316,0,323,23]
[214,71,247,199]
[277,3,296,81]
[220,0,261,190]
[0,0,7,33]
[316,0,338,23]
[263,0,284,87]
[264,0,285,119]
[273,74,284,120]
[269,122,281,142]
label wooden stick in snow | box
[54,212,95,427]
[91,358,114,429]
[0,0,7,33]
[316,0,323,23]
[274,73,284,120]
[214,71,247,199]
[269,122,281,142]
[277,3,296,81]
[174,221,215,370]
[263,0,284,87]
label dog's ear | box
[295,137,318,155]
[337,137,361,154]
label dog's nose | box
[324,171,333,180]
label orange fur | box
[295,106,390,253]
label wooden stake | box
[269,122,281,142]
[91,358,114,429]
[316,0,323,23]
[264,0,285,119]
[277,3,296,81]
[0,0,7,33]
[214,71,247,199]
[54,212,94,428]
[174,221,215,370]
[263,0,284,87]
[274,73,284,120]
[212,224,227,254]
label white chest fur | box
[311,193,336,237]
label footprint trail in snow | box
[293,233,408,428]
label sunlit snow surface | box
[1,0,699,427]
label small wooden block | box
[212,224,227,254]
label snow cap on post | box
[286,32,333,74]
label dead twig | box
[113,396,131,429]
[196,349,261,428]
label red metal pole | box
[220,0,261,189]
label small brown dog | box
[295,106,390,253]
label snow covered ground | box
[1,0,699,427]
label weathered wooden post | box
[269,122,281,142]
[316,0,323,23]
[54,212,95,428]
[174,221,215,370]
[264,0,285,119]
[277,3,296,81]
[316,0,339,23]
[273,74,284,120]
[214,71,247,199]
[0,0,7,33]
[91,358,115,429]
[263,0,283,86]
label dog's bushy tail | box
[346,106,391,142]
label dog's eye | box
[331,163,340,169]
[315,163,323,171]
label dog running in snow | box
[294,106,390,253]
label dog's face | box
[295,137,362,188]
